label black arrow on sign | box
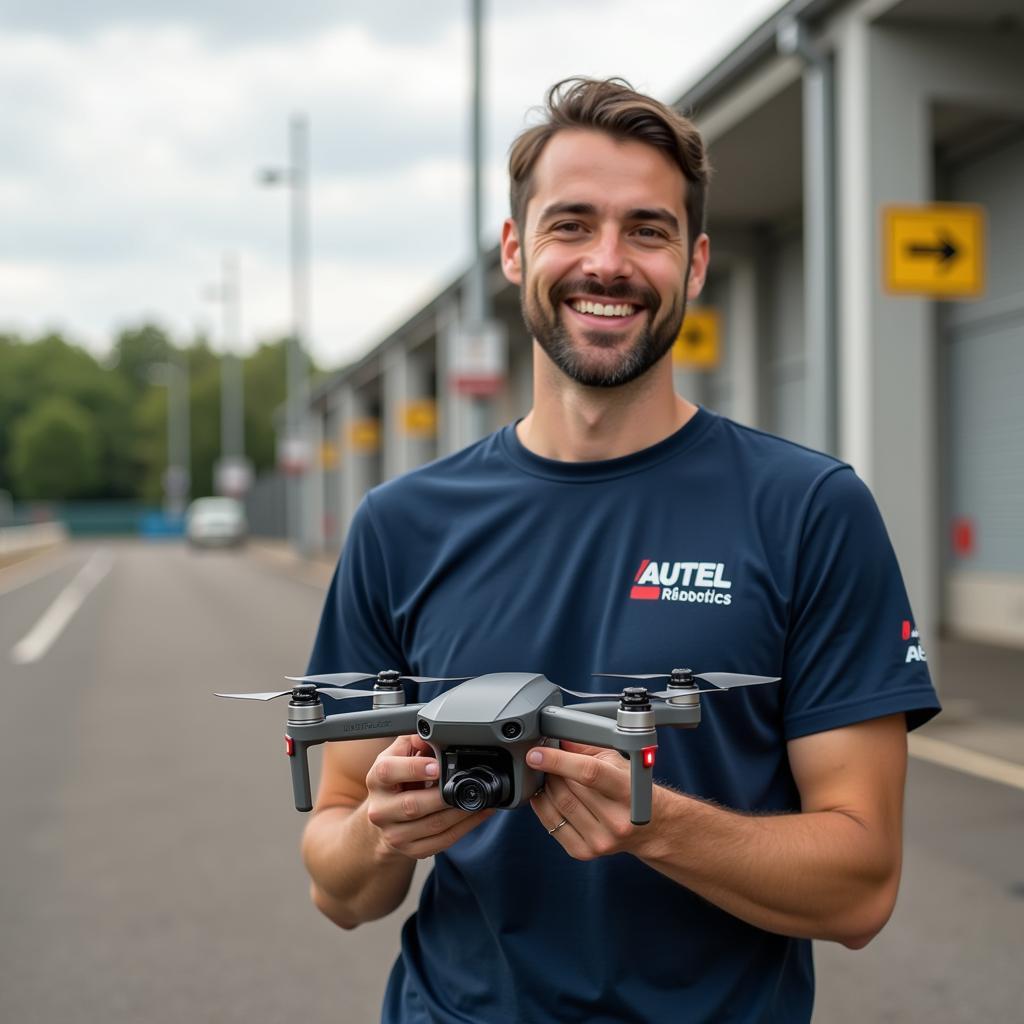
[682,326,704,347]
[906,234,958,265]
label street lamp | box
[148,357,190,519]
[259,113,312,553]
[203,252,252,498]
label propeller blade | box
[693,672,780,689]
[648,687,726,699]
[215,690,292,701]
[316,687,377,701]
[402,675,471,684]
[558,685,623,700]
[593,672,668,681]
[285,672,375,688]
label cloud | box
[0,0,782,366]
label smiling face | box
[502,128,709,389]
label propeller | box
[594,669,780,691]
[215,670,470,703]
[558,684,723,702]
[285,672,470,687]
[215,686,381,702]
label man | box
[301,78,940,1022]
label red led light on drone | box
[285,735,295,757]
[642,746,656,769]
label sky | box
[0,0,783,369]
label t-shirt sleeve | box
[781,466,941,739]
[305,495,406,682]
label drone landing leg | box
[287,736,314,812]
[629,752,654,826]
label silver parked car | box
[185,497,247,548]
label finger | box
[558,739,610,758]
[373,784,449,823]
[526,745,622,798]
[544,775,602,831]
[407,734,435,757]
[562,776,626,816]
[367,750,440,792]
[529,789,589,858]
[403,808,496,859]
[530,786,569,833]
[371,790,478,847]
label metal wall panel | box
[944,133,1024,577]
[765,228,808,445]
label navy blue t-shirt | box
[307,407,940,1023]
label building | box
[292,0,1024,680]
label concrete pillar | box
[337,383,359,539]
[383,345,410,480]
[306,407,325,552]
[727,258,760,428]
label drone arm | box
[283,705,424,813]
[539,705,621,746]
[299,704,424,743]
[539,706,657,826]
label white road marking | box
[9,549,114,665]
[909,732,1024,792]
[0,549,71,598]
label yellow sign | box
[348,418,380,454]
[401,399,437,438]
[883,204,984,298]
[672,308,720,370]
[320,441,339,469]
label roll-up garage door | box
[942,131,1024,646]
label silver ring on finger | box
[548,817,569,835]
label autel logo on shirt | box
[630,559,733,606]
[902,620,927,662]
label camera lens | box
[445,767,506,811]
[501,721,522,739]
[417,720,431,738]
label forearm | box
[636,787,900,948]
[301,802,416,930]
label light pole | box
[260,113,312,552]
[149,355,190,519]
[203,252,251,497]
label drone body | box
[218,666,779,825]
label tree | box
[109,323,173,395]
[243,339,290,472]
[9,397,102,500]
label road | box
[0,541,1020,1023]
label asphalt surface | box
[0,540,1021,1023]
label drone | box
[216,667,779,826]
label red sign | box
[951,518,975,558]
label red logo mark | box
[901,621,911,641]
[631,559,660,600]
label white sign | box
[215,456,254,497]
[277,436,311,475]
[449,320,508,396]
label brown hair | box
[508,77,711,252]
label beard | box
[520,266,690,389]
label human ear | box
[501,218,523,286]
[686,233,711,300]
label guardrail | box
[0,522,69,568]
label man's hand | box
[365,734,495,860]
[527,740,645,859]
